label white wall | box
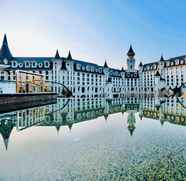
[0,81,16,94]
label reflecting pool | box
[0,97,186,180]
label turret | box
[0,120,14,151]
[138,62,143,71]
[154,70,161,97]
[0,34,13,61]
[160,55,164,61]
[55,49,60,59]
[127,45,135,58]
[127,111,136,136]
[103,60,109,76]
[126,45,136,72]
[67,50,72,60]
[159,55,165,75]
[56,125,60,132]
[103,60,109,68]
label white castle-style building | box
[0,34,186,97]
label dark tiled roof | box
[142,62,158,71]
[0,34,13,60]
[143,55,186,71]
[109,68,122,77]
[14,57,53,62]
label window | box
[0,72,4,80]
[82,87,85,93]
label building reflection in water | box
[0,96,186,150]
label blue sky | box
[0,0,186,68]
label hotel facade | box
[0,34,186,97]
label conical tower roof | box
[128,125,135,136]
[0,34,13,60]
[68,122,73,131]
[67,50,72,60]
[104,60,109,68]
[55,125,61,134]
[55,49,60,59]
[0,120,14,151]
[127,45,135,57]
[160,55,164,61]
[104,114,109,121]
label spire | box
[139,114,143,120]
[0,34,13,60]
[128,126,135,136]
[127,45,135,57]
[68,122,73,131]
[104,114,109,121]
[121,67,124,71]
[55,125,61,134]
[104,60,109,68]
[67,50,72,60]
[55,49,60,59]
[0,120,14,151]
[160,55,164,61]
[139,62,143,67]
[3,138,9,150]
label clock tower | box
[127,45,135,72]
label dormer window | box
[25,61,30,68]
[19,63,23,68]
[11,61,17,68]
[99,68,102,73]
[76,64,81,71]
[44,61,50,68]
[175,59,179,65]
[32,61,37,68]
[86,65,90,71]
[38,63,43,68]
[3,58,8,65]
[91,67,94,72]
[82,66,86,71]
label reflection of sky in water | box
[0,98,186,180]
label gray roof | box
[0,34,13,60]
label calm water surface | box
[0,97,186,180]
